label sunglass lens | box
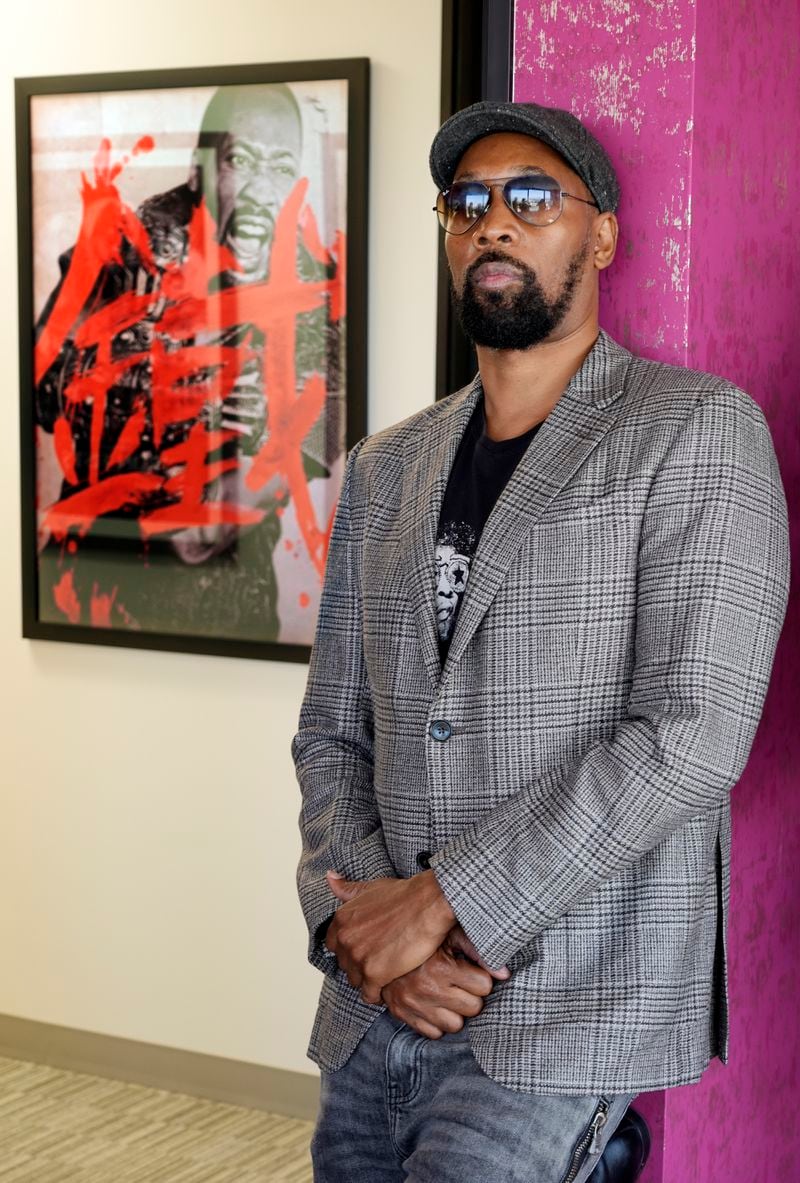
[504,175,562,224]
[437,182,489,233]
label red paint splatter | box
[160,200,242,306]
[115,600,139,628]
[54,415,78,485]
[300,204,333,266]
[38,136,346,602]
[139,423,263,537]
[107,401,147,469]
[53,569,81,623]
[34,138,156,385]
[149,336,250,448]
[298,592,310,608]
[284,539,294,550]
[90,582,117,627]
[45,472,164,540]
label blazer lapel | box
[398,378,482,688]
[442,331,633,675]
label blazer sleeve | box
[429,386,790,970]
[292,439,397,975]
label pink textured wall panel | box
[514,0,696,364]
[666,0,800,1178]
[514,3,798,1182]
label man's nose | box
[472,188,520,247]
[239,169,281,209]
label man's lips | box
[229,215,271,241]
[470,260,525,289]
[223,210,274,250]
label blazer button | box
[416,850,432,869]
[429,720,452,742]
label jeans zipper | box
[563,1097,610,1183]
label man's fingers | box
[413,1021,445,1039]
[359,981,383,1006]
[447,925,510,980]
[408,1005,463,1036]
[413,974,487,1017]
[435,1008,465,1034]
[381,994,461,1040]
[448,957,494,997]
[442,986,485,1018]
[338,960,363,994]
[397,1013,445,1040]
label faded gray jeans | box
[311,1010,635,1182]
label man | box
[190,84,302,286]
[293,101,789,1181]
[35,83,336,640]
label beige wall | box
[0,1,441,1076]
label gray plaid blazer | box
[293,331,789,1095]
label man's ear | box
[593,211,618,271]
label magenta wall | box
[514,3,799,1182]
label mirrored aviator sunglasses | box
[434,173,597,234]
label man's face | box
[444,132,600,350]
[211,96,301,280]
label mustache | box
[220,201,276,240]
[464,250,536,286]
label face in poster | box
[29,76,352,651]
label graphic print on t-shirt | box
[435,519,477,643]
[435,395,541,661]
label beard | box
[452,242,588,350]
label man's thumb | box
[326,870,363,901]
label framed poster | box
[16,59,368,662]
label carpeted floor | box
[0,1054,313,1181]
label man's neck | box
[476,317,599,441]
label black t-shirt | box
[436,397,541,661]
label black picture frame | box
[436,0,513,398]
[17,58,369,663]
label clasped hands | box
[324,869,510,1039]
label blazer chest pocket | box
[541,483,646,522]
[532,488,644,583]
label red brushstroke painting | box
[90,582,117,628]
[52,569,81,624]
[36,130,346,635]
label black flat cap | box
[430,100,620,213]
